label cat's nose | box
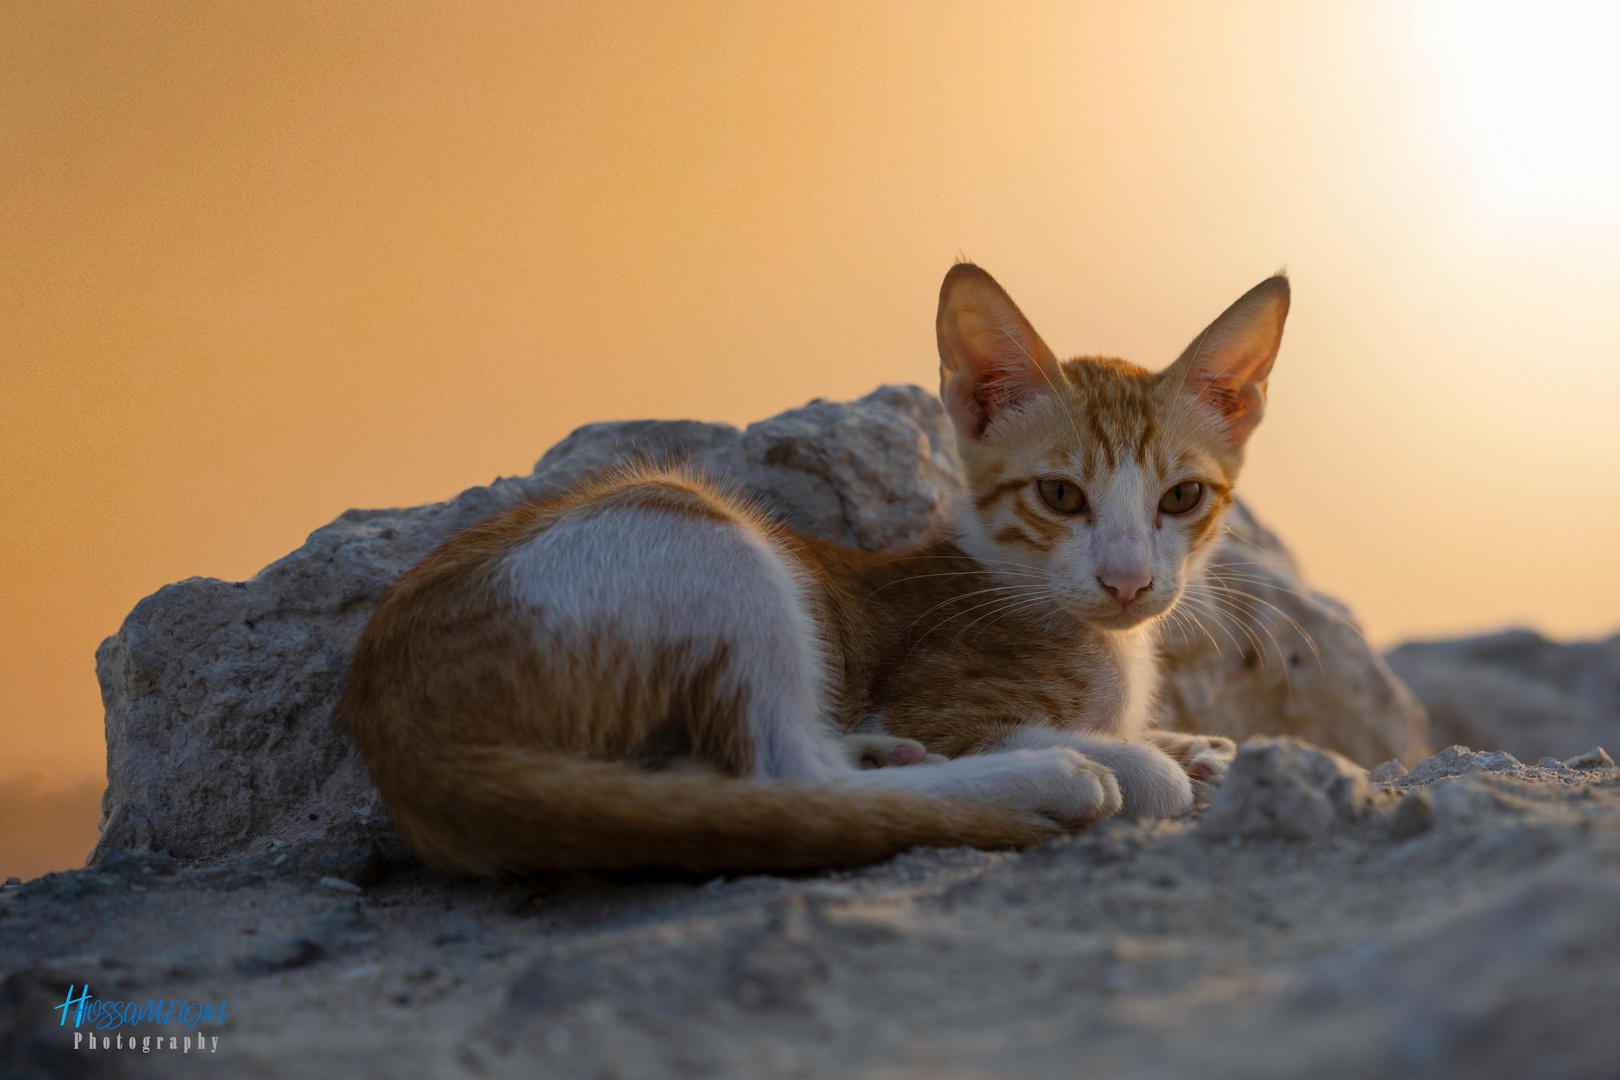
[1097,572,1153,607]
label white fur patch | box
[498,505,847,781]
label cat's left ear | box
[937,263,1063,440]
[1166,274,1290,449]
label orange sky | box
[4,0,1619,818]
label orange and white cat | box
[339,264,1289,876]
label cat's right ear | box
[1165,275,1290,450]
[937,264,1063,440]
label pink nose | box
[1098,572,1153,606]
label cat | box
[338,263,1289,877]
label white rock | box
[1201,736,1372,840]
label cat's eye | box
[1158,481,1203,515]
[1037,478,1087,515]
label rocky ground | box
[4,740,1618,1079]
[4,388,1617,1078]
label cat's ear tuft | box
[1167,275,1290,449]
[936,263,1063,440]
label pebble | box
[1369,759,1409,783]
[1565,747,1615,770]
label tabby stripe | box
[1184,491,1230,548]
[1008,494,1066,543]
[973,478,1033,511]
[992,524,1053,551]
[1087,412,1116,469]
[1134,414,1157,466]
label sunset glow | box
[1416,0,1620,220]
[3,1,1618,876]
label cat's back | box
[340,465,845,793]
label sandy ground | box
[3,751,1617,1080]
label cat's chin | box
[1075,602,1168,633]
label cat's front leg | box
[847,747,1121,828]
[992,725,1194,818]
[1139,731,1237,807]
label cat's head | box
[936,263,1289,631]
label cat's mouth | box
[1072,586,1177,631]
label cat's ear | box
[936,263,1063,440]
[1165,275,1290,449]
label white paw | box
[839,733,936,770]
[940,748,1122,828]
[991,727,1193,819]
[1184,745,1234,807]
[1141,732,1237,808]
[1015,748,1124,828]
[847,747,1122,828]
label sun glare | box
[1415,0,1620,220]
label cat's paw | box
[840,734,938,770]
[851,746,1121,827]
[991,727,1189,818]
[977,748,1122,828]
[1140,731,1237,807]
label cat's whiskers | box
[877,552,1050,577]
[1158,599,1225,656]
[1194,573,1325,666]
[860,566,1045,607]
[1178,585,1311,689]
[900,583,1054,642]
[1200,559,1365,640]
[1178,586,1277,662]
[954,587,1054,636]
[1170,590,1255,659]
[965,593,1070,646]
[948,591,1061,651]
[1193,590,1295,676]
[904,585,1056,658]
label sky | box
[3,0,1619,876]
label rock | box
[1200,736,1372,840]
[1386,629,1620,763]
[1368,759,1408,783]
[92,385,1427,864]
[1157,500,1430,767]
[1566,747,1616,771]
[1395,745,1527,788]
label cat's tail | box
[381,747,1060,877]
